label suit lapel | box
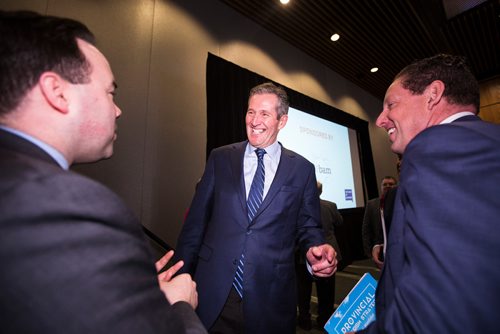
[229,141,249,227]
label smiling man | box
[356,54,500,333]
[173,82,337,333]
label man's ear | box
[38,72,70,113]
[426,80,445,110]
[278,114,288,130]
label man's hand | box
[155,250,198,309]
[159,273,198,309]
[306,244,337,277]
[156,250,184,282]
[371,244,384,270]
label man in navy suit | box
[174,82,337,333]
[357,54,500,333]
[0,11,205,333]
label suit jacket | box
[361,198,383,257]
[362,116,500,333]
[296,199,343,264]
[174,141,324,333]
[320,199,343,261]
[381,186,398,241]
[0,129,206,334]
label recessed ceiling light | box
[330,33,340,42]
[280,0,290,4]
[370,67,379,73]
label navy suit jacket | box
[0,129,206,333]
[174,141,324,333]
[362,116,500,333]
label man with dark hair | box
[361,176,397,268]
[174,82,337,333]
[0,11,206,333]
[356,54,500,332]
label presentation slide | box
[278,107,359,209]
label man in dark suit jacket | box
[361,176,397,268]
[0,11,205,333]
[174,83,337,333]
[357,54,500,333]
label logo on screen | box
[345,189,353,201]
[316,164,332,175]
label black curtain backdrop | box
[206,53,377,262]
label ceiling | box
[218,0,500,100]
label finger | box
[157,271,168,281]
[155,250,174,272]
[313,246,323,256]
[161,260,184,282]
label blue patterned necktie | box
[233,148,266,298]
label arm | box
[173,152,216,275]
[361,201,375,257]
[295,162,337,277]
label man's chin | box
[390,142,404,155]
[74,148,114,165]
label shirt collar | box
[440,111,475,124]
[246,140,281,159]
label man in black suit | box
[0,11,206,333]
[361,176,397,268]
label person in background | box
[173,82,337,333]
[296,181,344,330]
[356,54,500,333]
[379,156,402,254]
[361,176,397,269]
[0,10,206,333]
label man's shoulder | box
[1,146,126,211]
[407,117,500,158]
[419,116,499,140]
[211,141,246,154]
[280,145,315,168]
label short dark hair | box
[395,54,479,112]
[249,82,289,119]
[381,176,397,184]
[0,11,96,115]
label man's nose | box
[115,105,122,118]
[376,109,388,128]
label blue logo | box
[345,189,353,201]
